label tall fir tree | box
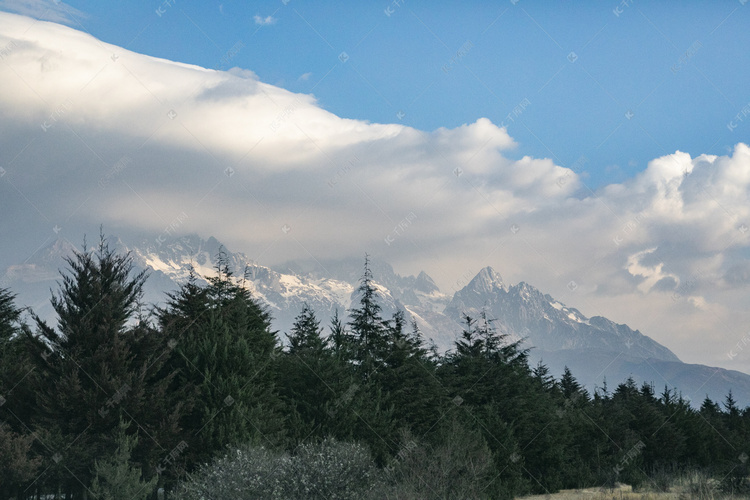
[347,255,389,379]
[24,235,182,497]
[158,251,284,468]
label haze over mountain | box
[5,233,750,407]
[1,9,750,377]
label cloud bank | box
[0,11,749,372]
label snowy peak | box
[415,271,439,294]
[443,268,680,364]
[468,266,504,294]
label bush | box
[379,422,498,499]
[287,439,383,498]
[173,438,381,499]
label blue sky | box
[1,1,750,371]
[49,0,750,187]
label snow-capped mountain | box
[4,233,750,406]
[444,266,679,363]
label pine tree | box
[328,309,351,360]
[560,366,588,403]
[0,422,41,498]
[532,361,557,394]
[277,305,351,444]
[377,314,445,436]
[286,303,327,355]
[347,255,389,378]
[159,251,284,467]
[24,235,182,496]
[90,419,158,500]
[0,287,21,346]
[0,286,38,431]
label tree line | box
[0,236,748,499]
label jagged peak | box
[466,266,504,293]
[415,271,439,293]
[47,237,78,254]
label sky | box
[0,0,749,373]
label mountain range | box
[4,233,750,407]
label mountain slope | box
[444,266,679,362]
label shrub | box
[173,438,381,499]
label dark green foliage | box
[277,305,353,445]
[0,287,21,345]
[23,235,183,497]
[3,249,750,499]
[90,419,158,500]
[158,251,284,469]
[0,422,41,496]
[347,255,390,379]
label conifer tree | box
[90,419,158,500]
[328,309,351,360]
[24,235,182,496]
[159,251,284,467]
[560,366,588,403]
[277,304,352,444]
[0,422,41,498]
[347,255,389,378]
[377,314,444,436]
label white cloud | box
[253,14,276,26]
[298,72,312,81]
[1,11,749,372]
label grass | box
[517,472,750,499]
